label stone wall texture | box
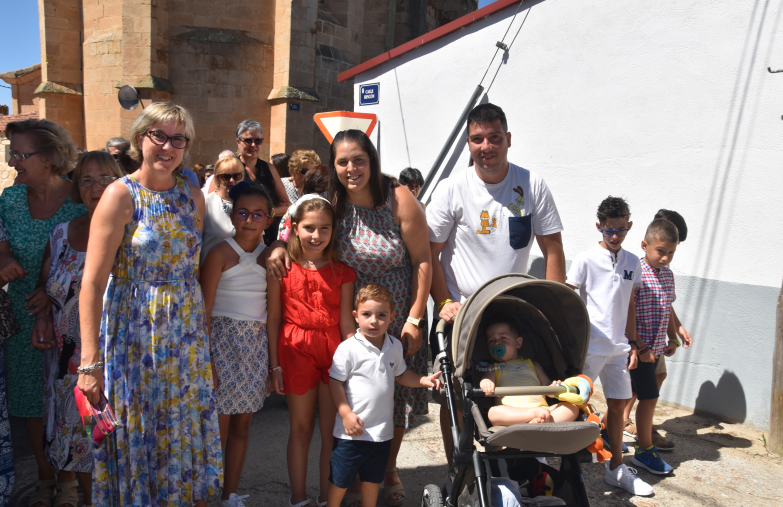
[25,0,475,165]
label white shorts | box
[583,353,632,400]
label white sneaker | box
[221,493,250,507]
[604,462,654,496]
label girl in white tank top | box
[199,182,274,506]
[478,320,581,427]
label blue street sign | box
[359,83,379,106]
[289,102,300,111]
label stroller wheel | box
[421,484,444,507]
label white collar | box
[353,330,392,353]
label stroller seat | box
[471,403,600,455]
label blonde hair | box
[213,157,244,188]
[5,118,78,176]
[355,283,393,310]
[289,150,321,175]
[287,197,339,265]
[128,102,195,167]
[70,151,124,204]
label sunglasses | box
[240,137,263,146]
[218,172,243,182]
[234,208,270,223]
[77,175,118,188]
[599,228,630,238]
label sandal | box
[288,497,312,507]
[315,495,327,507]
[342,492,361,507]
[383,468,406,507]
[53,479,79,507]
[29,479,56,507]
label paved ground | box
[9,388,783,506]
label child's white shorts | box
[583,353,632,400]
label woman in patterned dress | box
[30,152,123,507]
[0,118,86,506]
[77,102,223,506]
[268,130,431,506]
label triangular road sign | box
[314,111,377,144]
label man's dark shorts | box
[630,356,660,401]
[329,437,392,488]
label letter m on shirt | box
[623,270,634,280]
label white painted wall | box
[352,0,783,428]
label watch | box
[406,316,425,328]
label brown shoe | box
[623,419,638,441]
[652,428,675,450]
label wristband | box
[638,345,650,355]
[270,365,282,374]
[436,298,453,311]
[668,337,681,348]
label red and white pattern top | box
[634,257,676,356]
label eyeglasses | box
[240,137,263,146]
[600,228,630,237]
[78,175,118,188]
[6,151,38,162]
[234,208,270,223]
[145,130,190,149]
[217,172,243,182]
[111,153,120,161]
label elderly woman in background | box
[30,151,123,507]
[271,152,290,178]
[0,118,86,506]
[201,157,245,264]
[78,102,222,506]
[234,120,290,245]
[281,150,321,205]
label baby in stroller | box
[478,318,580,426]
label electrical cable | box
[478,0,528,88]
[0,84,11,89]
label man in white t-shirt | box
[427,103,565,466]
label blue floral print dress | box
[92,175,223,506]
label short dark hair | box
[302,168,328,194]
[467,103,508,134]
[228,180,274,212]
[355,283,393,310]
[596,196,631,223]
[483,318,521,340]
[398,167,424,187]
[645,218,679,244]
[271,153,290,178]
[654,209,687,242]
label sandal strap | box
[53,479,80,507]
[288,497,312,507]
[385,467,398,473]
[384,482,406,507]
[29,479,56,507]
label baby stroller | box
[422,274,601,507]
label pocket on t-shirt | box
[508,214,533,250]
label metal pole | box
[770,282,783,454]
[420,84,484,198]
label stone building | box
[0,64,44,191]
[1,0,476,169]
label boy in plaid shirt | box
[629,218,682,475]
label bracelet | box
[436,298,453,311]
[270,365,282,374]
[637,345,650,355]
[668,338,681,348]
[77,361,104,374]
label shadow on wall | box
[693,370,747,424]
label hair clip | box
[288,194,330,217]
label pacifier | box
[490,345,506,360]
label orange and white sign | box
[313,111,378,144]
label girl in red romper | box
[267,195,356,507]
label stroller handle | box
[469,385,580,397]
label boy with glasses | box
[566,196,653,496]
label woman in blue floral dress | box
[77,103,222,506]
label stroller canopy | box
[451,274,590,380]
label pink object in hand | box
[73,386,121,446]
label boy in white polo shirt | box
[327,283,442,507]
[566,196,653,497]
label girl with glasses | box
[202,157,245,265]
[200,182,274,507]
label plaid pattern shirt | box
[634,258,676,356]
